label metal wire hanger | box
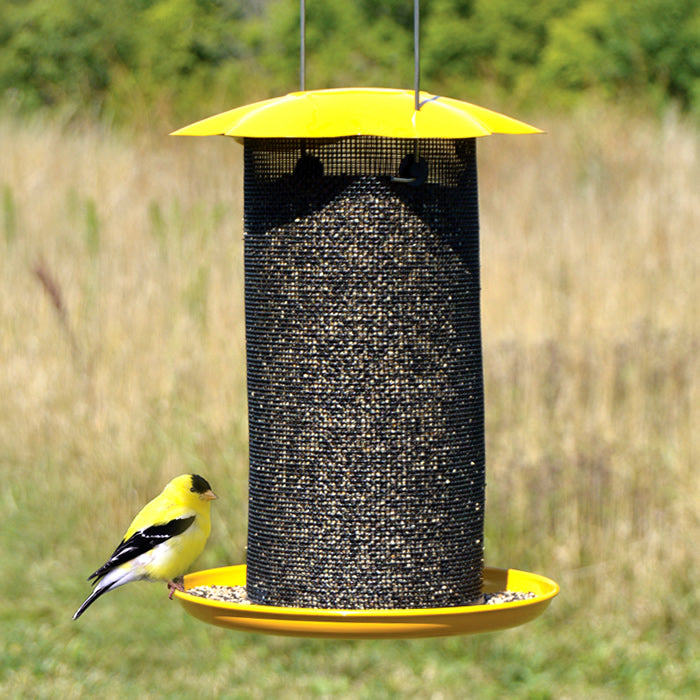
[298,0,427,185]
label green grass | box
[1,104,698,697]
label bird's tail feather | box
[73,566,140,620]
[72,583,114,620]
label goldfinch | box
[73,474,217,620]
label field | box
[1,104,698,698]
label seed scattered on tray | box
[482,591,536,605]
[185,585,535,606]
[187,585,251,604]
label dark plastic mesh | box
[244,137,485,609]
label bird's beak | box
[201,489,218,501]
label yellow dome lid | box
[171,87,541,139]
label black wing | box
[88,515,196,583]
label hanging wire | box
[413,0,421,165]
[300,0,419,108]
[392,0,426,185]
[299,0,425,184]
[300,0,306,91]
[414,0,420,111]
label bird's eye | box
[190,487,196,492]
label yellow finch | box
[73,474,217,620]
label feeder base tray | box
[174,565,558,639]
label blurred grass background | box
[1,102,698,697]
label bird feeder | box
[170,6,558,640]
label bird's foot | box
[167,578,185,600]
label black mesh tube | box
[243,137,485,609]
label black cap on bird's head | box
[190,474,217,500]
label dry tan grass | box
[0,107,697,634]
[0,117,248,559]
[478,106,698,622]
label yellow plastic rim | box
[171,87,542,140]
[175,565,558,639]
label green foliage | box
[0,0,119,112]
[0,0,698,120]
[0,0,250,119]
[540,0,700,110]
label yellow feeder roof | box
[171,87,542,139]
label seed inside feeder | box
[243,137,485,609]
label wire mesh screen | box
[243,137,485,609]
